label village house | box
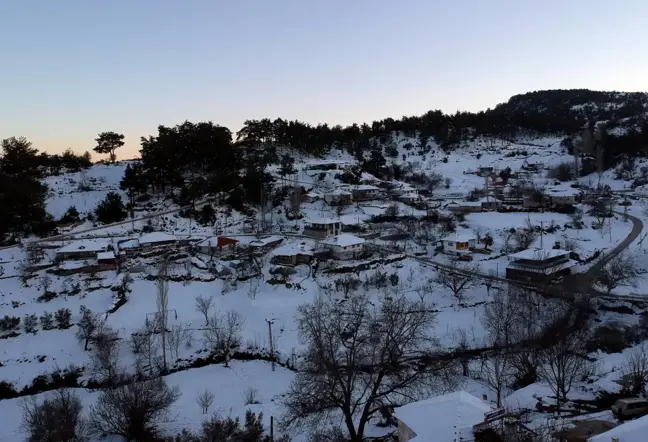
[477,197,502,211]
[319,233,366,260]
[270,242,314,266]
[300,190,321,204]
[477,166,494,176]
[440,233,476,255]
[303,217,342,239]
[398,192,422,205]
[139,232,178,252]
[547,188,579,206]
[506,248,576,282]
[97,251,118,271]
[393,391,492,442]
[117,239,140,257]
[324,188,353,205]
[349,184,381,201]
[447,201,482,213]
[55,239,109,262]
[523,193,547,209]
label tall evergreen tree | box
[94,132,124,163]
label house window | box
[447,241,455,247]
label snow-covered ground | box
[3,135,648,440]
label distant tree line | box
[2,89,648,242]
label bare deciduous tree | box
[20,389,88,442]
[89,377,181,441]
[243,387,261,405]
[167,323,192,361]
[537,329,593,409]
[435,261,477,302]
[196,389,215,415]
[280,292,457,442]
[597,253,645,295]
[156,261,170,372]
[481,286,519,347]
[480,350,514,408]
[513,227,538,251]
[76,305,102,351]
[195,295,213,326]
[247,279,260,300]
[90,327,121,384]
[203,310,244,366]
[621,343,648,397]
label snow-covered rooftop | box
[393,391,492,442]
[351,184,380,191]
[399,192,420,199]
[196,236,219,247]
[590,414,648,442]
[442,233,476,243]
[249,236,283,247]
[139,232,177,244]
[304,217,341,225]
[509,248,571,261]
[320,233,365,248]
[547,188,580,197]
[97,251,116,261]
[328,188,352,196]
[118,239,140,250]
[271,241,314,257]
[57,239,109,254]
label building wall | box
[506,266,571,281]
[56,250,100,261]
[397,419,418,442]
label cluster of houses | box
[49,216,374,276]
[301,182,423,207]
[445,187,581,214]
[439,233,576,283]
[392,388,648,442]
[51,232,185,274]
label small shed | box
[447,201,482,213]
[249,235,283,250]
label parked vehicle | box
[612,398,648,420]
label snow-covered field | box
[3,135,648,441]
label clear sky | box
[1,0,646,159]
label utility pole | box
[266,318,275,371]
[609,216,612,243]
[270,416,274,442]
[540,220,544,248]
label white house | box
[320,233,366,260]
[394,391,492,442]
[441,233,476,255]
[547,188,579,206]
[303,217,343,239]
[55,239,110,261]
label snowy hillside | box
[2,131,648,442]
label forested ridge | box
[2,88,648,243]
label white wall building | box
[441,233,476,255]
[320,233,365,260]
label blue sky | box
[1,0,646,158]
